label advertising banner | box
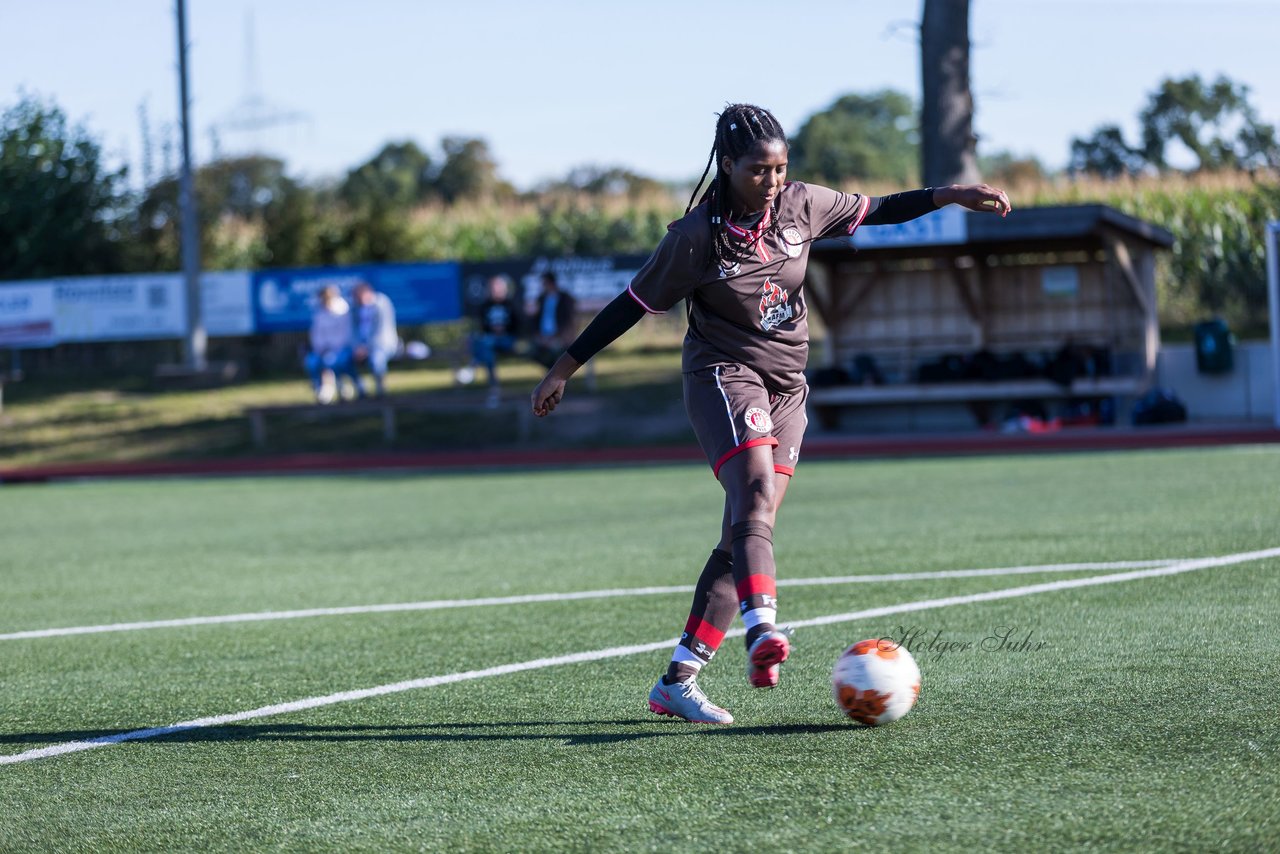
[851,205,968,249]
[201,270,254,337]
[0,281,56,347]
[461,254,650,314]
[253,262,462,332]
[53,274,186,342]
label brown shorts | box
[683,363,809,479]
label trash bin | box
[1193,319,1234,374]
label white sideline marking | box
[3,546,1276,766]
[0,560,1179,641]
[0,638,677,767]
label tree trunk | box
[921,0,981,186]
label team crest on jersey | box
[758,278,793,332]
[782,226,804,258]
[744,407,773,433]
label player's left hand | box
[944,184,1012,217]
[531,373,567,417]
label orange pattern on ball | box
[850,639,900,660]
[838,685,890,725]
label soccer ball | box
[832,639,921,725]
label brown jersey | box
[627,181,870,394]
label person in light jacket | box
[305,285,361,403]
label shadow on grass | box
[3,720,860,750]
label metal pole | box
[176,0,206,370]
[1267,221,1280,428]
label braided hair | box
[686,103,790,275]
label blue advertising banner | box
[252,261,462,332]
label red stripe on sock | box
[683,616,726,648]
[735,573,776,601]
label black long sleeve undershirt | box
[565,290,646,364]
[863,188,939,225]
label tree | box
[788,91,919,186]
[920,0,981,186]
[979,150,1047,185]
[339,141,435,209]
[1139,74,1279,172]
[136,155,301,270]
[1071,74,1279,177]
[542,165,666,199]
[434,136,512,203]
[1069,125,1146,178]
[261,180,323,267]
[0,95,131,279]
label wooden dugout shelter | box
[803,204,1175,429]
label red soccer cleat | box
[746,630,790,688]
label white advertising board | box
[201,270,253,336]
[0,281,56,347]
[53,274,187,342]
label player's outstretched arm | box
[934,183,1012,217]
[863,184,1012,226]
[530,289,647,417]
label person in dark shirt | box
[530,272,577,368]
[460,275,522,405]
[531,103,1012,724]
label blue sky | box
[2,0,1278,189]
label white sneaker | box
[648,677,733,724]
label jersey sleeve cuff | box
[846,194,872,236]
[626,285,663,315]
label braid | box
[688,104,789,275]
[685,144,716,216]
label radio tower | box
[211,11,308,157]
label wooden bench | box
[809,376,1148,428]
[246,393,544,448]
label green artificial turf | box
[1,446,1278,851]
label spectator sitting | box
[305,285,362,404]
[457,275,521,406]
[352,280,399,398]
[530,272,577,369]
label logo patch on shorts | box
[744,407,773,433]
[782,227,803,258]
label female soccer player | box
[531,103,1011,723]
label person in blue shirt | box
[351,281,400,398]
[531,272,577,368]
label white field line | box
[0,560,1181,641]
[3,546,1276,767]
